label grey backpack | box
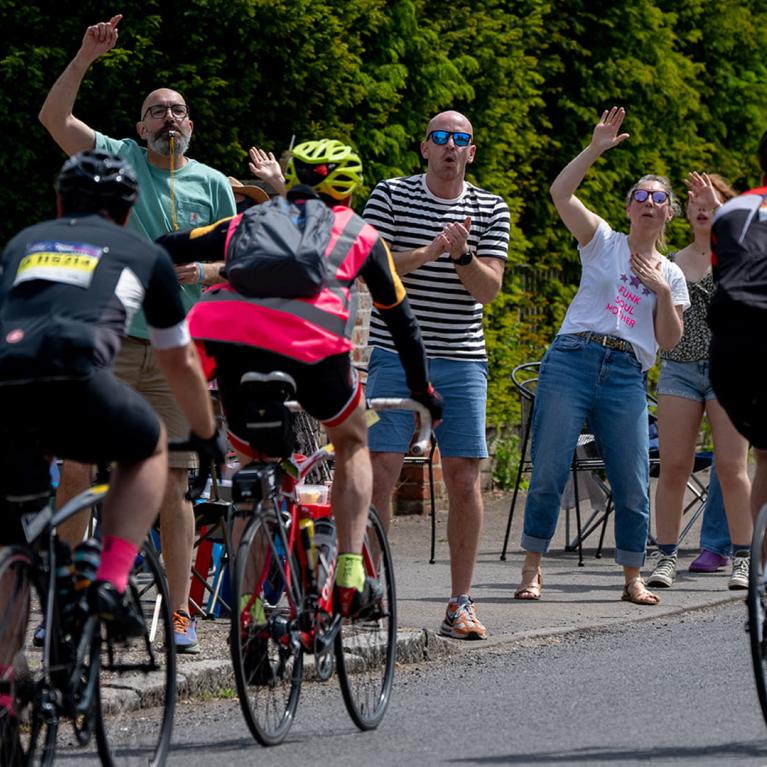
[222,190,333,298]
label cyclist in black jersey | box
[709,131,767,521]
[0,150,225,629]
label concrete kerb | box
[105,481,744,710]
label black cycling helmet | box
[56,150,139,217]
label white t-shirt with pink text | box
[558,219,690,371]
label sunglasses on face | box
[631,189,670,204]
[427,130,472,147]
[142,103,189,121]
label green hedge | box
[3,0,766,448]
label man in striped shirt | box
[363,110,510,640]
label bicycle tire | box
[95,540,176,766]
[231,507,303,746]
[0,545,58,766]
[335,505,396,730]
[749,502,767,726]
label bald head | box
[425,111,473,140]
[140,88,186,120]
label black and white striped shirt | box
[363,174,509,361]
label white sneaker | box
[646,554,677,588]
[728,554,750,590]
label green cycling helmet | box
[285,139,363,200]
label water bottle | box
[55,540,74,598]
[54,540,75,626]
[263,532,286,605]
[72,537,101,592]
[313,517,337,593]
[299,517,316,584]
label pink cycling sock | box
[0,663,14,714]
[95,536,138,593]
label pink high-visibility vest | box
[188,206,378,364]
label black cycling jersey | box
[709,186,767,328]
[0,213,185,382]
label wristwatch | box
[450,250,473,266]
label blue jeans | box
[699,463,731,556]
[521,334,650,567]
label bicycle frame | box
[235,394,430,665]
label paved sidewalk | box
[158,481,743,704]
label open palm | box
[590,106,630,154]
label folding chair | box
[188,472,233,619]
[499,361,594,567]
[402,437,438,563]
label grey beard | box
[147,130,190,157]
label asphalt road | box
[148,601,767,766]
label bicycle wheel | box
[0,546,58,766]
[749,503,767,726]
[335,505,396,730]
[95,541,176,766]
[231,507,303,746]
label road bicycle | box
[0,442,208,766]
[748,502,767,725]
[228,371,431,746]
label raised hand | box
[685,171,721,211]
[79,15,122,64]
[590,106,630,155]
[248,146,285,192]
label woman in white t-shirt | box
[514,107,689,605]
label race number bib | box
[14,241,102,288]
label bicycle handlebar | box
[367,398,432,456]
[286,397,432,457]
[167,439,216,501]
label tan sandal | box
[621,576,660,606]
[514,566,543,600]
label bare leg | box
[442,456,482,596]
[654,395,703,545]
[55,460,93,547]
[101,431,167,546]
[370,451,405,533]
[707,400,752,545]
[159,467,194,615]
[325,402,372,554]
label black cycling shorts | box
[710,332,767,450]
[210,344,361,457]
[0,369,162,544]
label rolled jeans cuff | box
[521,533,551,554]
[616,547,645,568]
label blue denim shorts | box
[366,347,489,458]
[657,359,716,402]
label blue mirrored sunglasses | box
[427,130,472,147]
[632,189,669,204]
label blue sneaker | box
[173,610,200,654]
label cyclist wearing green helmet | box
[158,138,443,618]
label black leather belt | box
[574,331,633,354]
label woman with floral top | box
[647,173,752,591]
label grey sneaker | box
[646,554,677,588]
[729,554,750,590]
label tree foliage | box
[2,0,767,433]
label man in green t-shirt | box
[39,14,235,654]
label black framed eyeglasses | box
[427,130,472,147]
[632,189,669,204]
[142,103,189,121]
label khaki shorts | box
[114,337,198,469]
